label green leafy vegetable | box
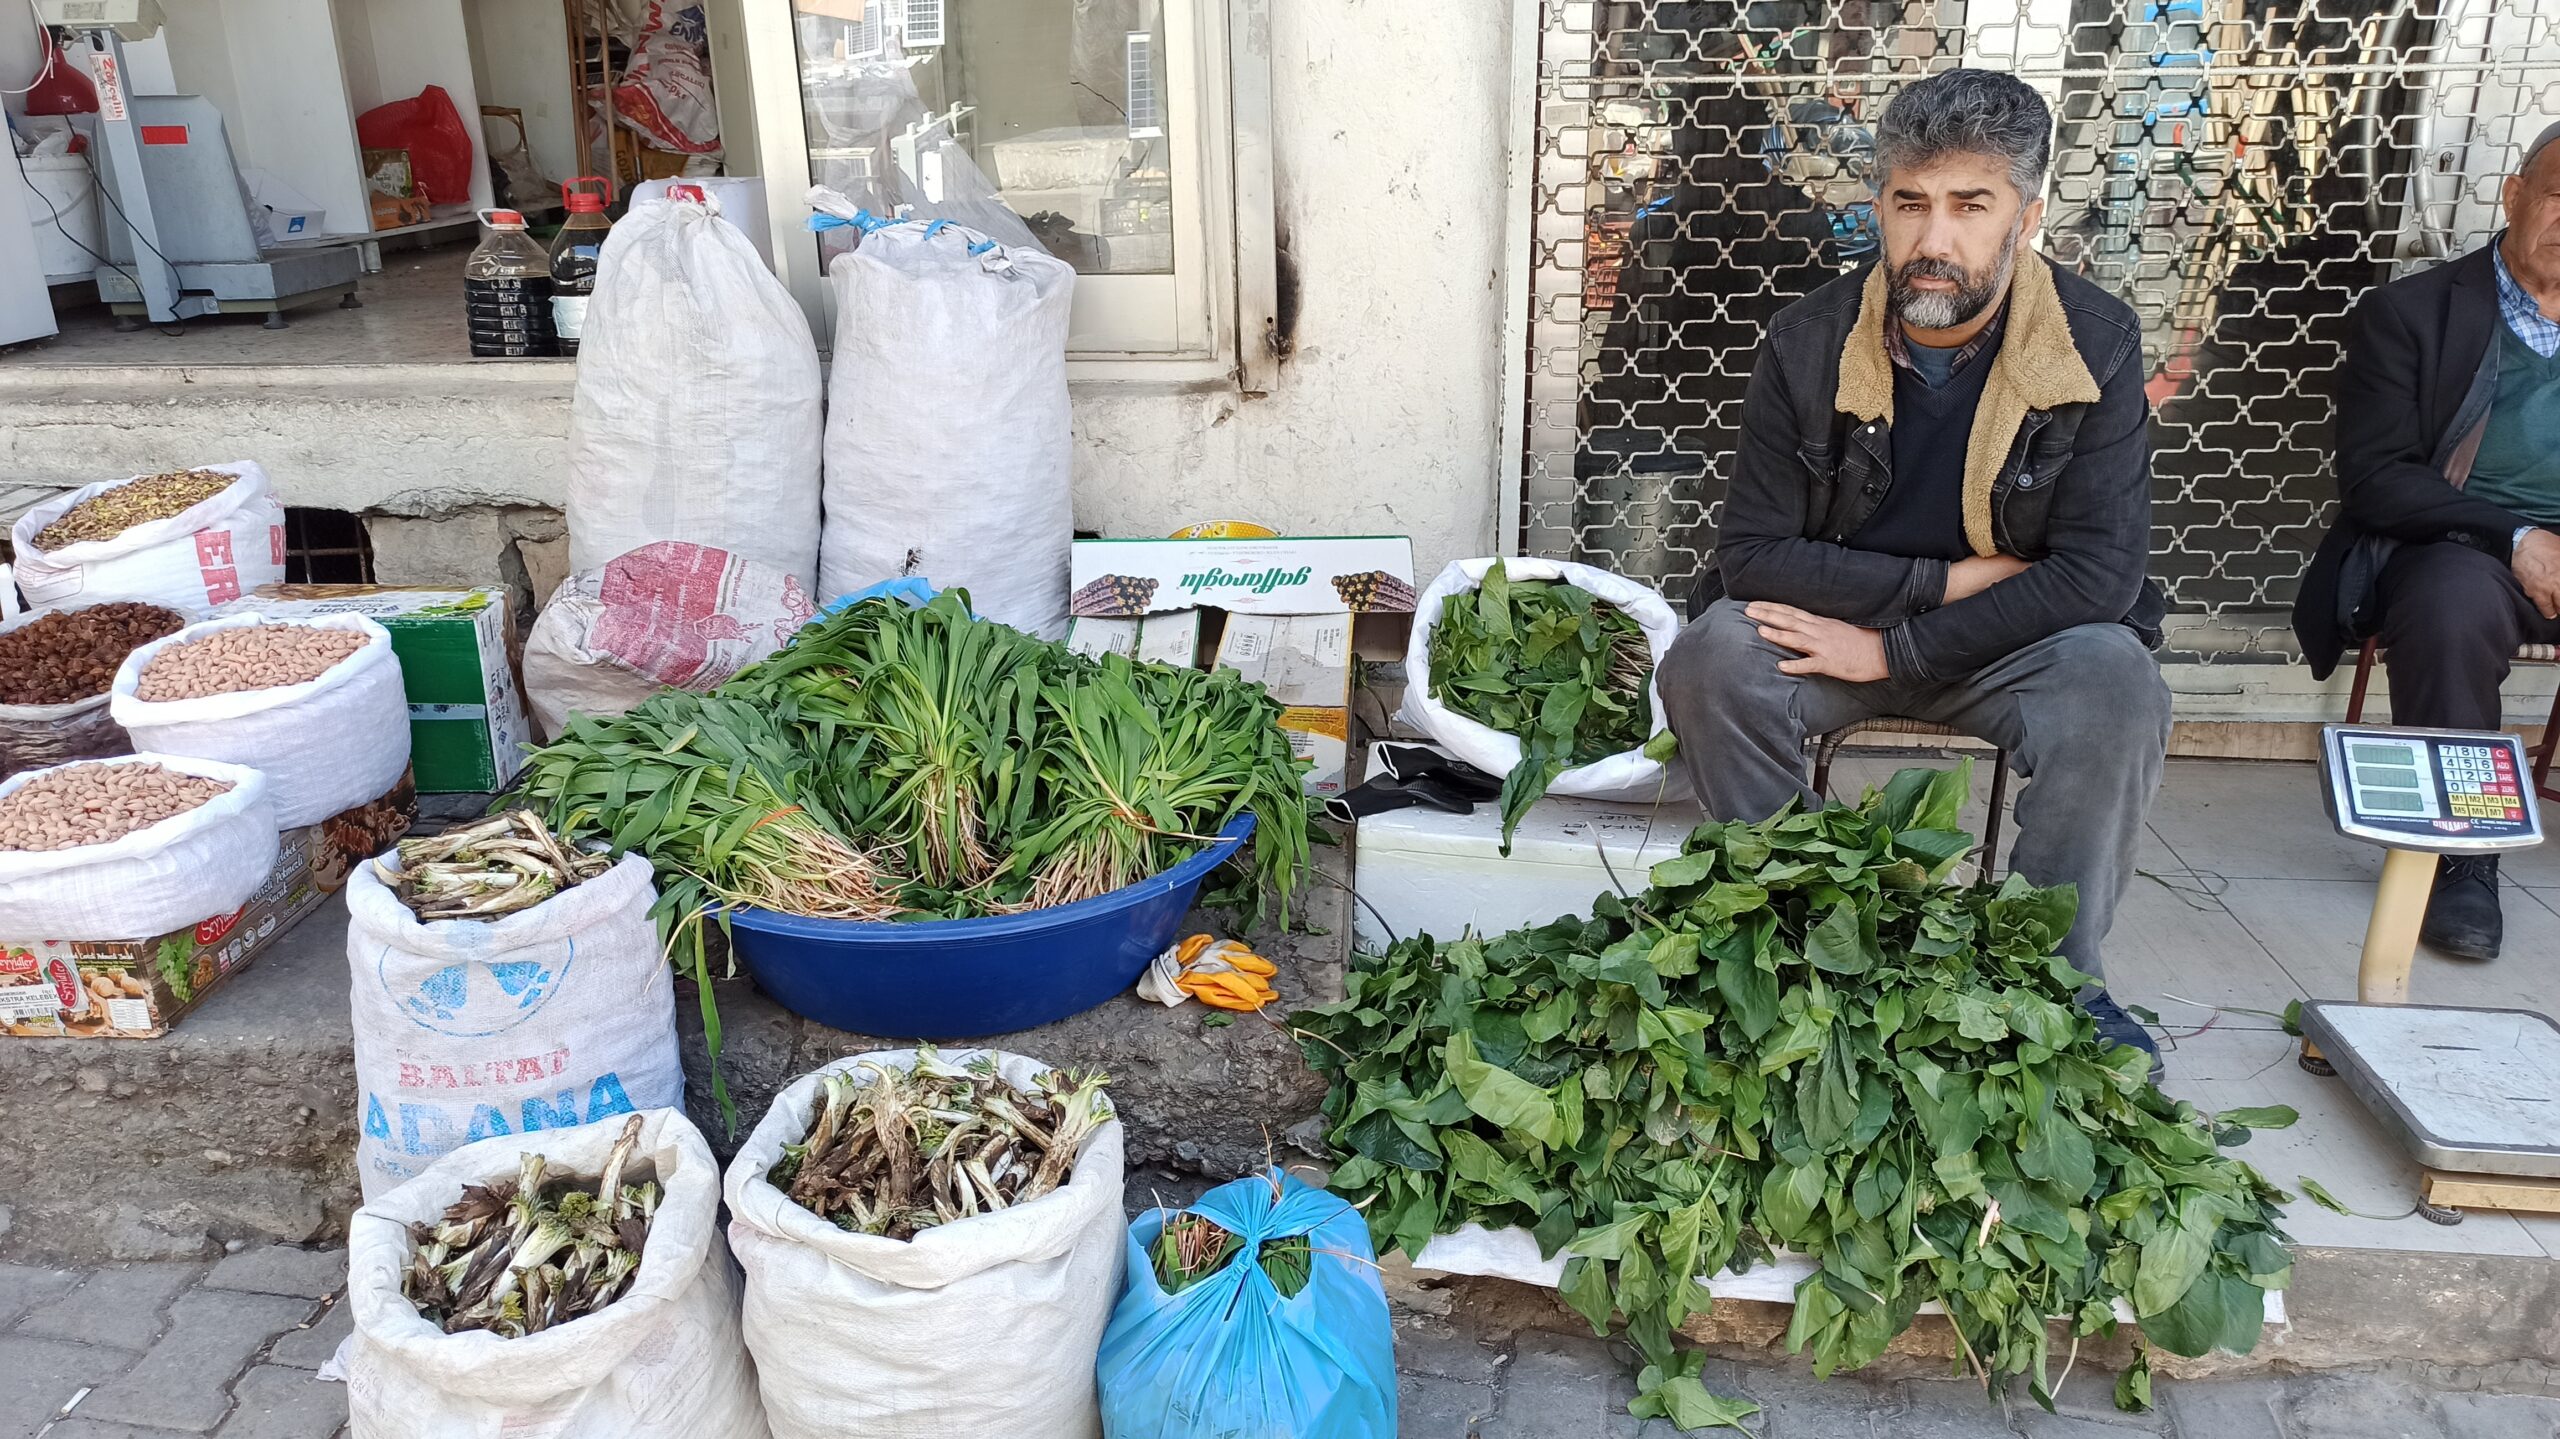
[1295,766,2293,1429]
[1425,560,1662,848]
[516,592,1315,1125]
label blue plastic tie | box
[968,239,997,256]
[923,218,952,240]
[807,207,899,235]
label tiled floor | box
[1821,751,2560,1263]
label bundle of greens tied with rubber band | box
[1293,765,2298,1432]
[511,591,1315,1123]
[1424,559,1667,849]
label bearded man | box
[1658,68,2172,1075]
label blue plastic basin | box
[725,815,1257,1038]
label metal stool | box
[2343,637,2560,804]
[1808,717,2014,874]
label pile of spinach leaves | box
[1295,766,2295,1431]
[1425,559,1662,848]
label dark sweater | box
[1850,340,1996,561]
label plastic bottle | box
[549,177,615,358]
[463,210,558,358]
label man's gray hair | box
[1875,69,2055,201]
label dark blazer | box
[1699,254,2163,682]
[2293,245,2525,678]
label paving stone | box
[1730,1364,1898,1437]
[1400,1372,1498,1438]
[2440,1393,2560,1439]
[0,1334,129,1439]
[0,1262,81,1329]
[15,1265,204,1350]
[1607,1357,1752,1438]
[1393,1312,1507,1383]
[45,1422,206,1439]
[77,1290,318,1433]
[265,1299,351,1372]
[2280,1375,2450,1439]
[2039,1367,2160,1426]
[1893,1378,2026,1438]
[202,1249,343,1302]
[1478,1331,1617,1438]
[2158,1376,2285,1439]
[214,1365,347,1439]
[2017,1413,2164,1439]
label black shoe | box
[2420,855,2502,961]
[2082,989,2165,1085]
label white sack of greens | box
[723,1048,1125,1439]
[345,839,680,1201]
[345,1108,767,1439]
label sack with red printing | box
[11,463,285,614]
[521,541,815,739]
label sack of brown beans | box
[10,463,287,613]
[110,613,411,827]
[0,754,278,941]
[0,603,192,781]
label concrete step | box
[0,845,1351,1264]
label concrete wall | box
[1067,1,1515,573]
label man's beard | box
[1889,222,2022,331]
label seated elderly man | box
[2293,122,2560,962]
[1658,69,2171,1073]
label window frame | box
[733,0,1277,382]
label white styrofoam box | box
[1354,792,1710,950]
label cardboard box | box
[1066,609,1202,667]
[0,777,416,1040]
[230,587,531,794]
[1217,613,1353,797]
[1069,535,1416,659]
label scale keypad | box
[2440,743,2525,822]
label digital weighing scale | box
[2300,724,2560,1225]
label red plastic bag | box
[355,86,475,207]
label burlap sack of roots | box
[723,1048,1126,1439]
[344,1108,770,1439]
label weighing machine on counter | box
[33,0,363,327]
[2301,724,2560,1224]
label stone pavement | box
[8,1246,2557,1439]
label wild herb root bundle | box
[1295,766,2295,1432]
[1425,559,1660,845]
[403,1115,657,1338]
[515,592,1315,1123]
[766,1049,1112,1240]
[381,810,612,921]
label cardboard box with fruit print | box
[0,774,415,1039]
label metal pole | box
[2357,847,2438,1005]
[79,30,184,323]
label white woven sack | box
[521,542,816,740]
[811,188,1076,636]
[10,462,286,612]
[344,851,680,1200]
[1399,557,1692,804]
[567,189,823,588]
[345,1108,770,1439]
[110,613,411,828]
[724,1048,1126,1439]
[0,752,278,940]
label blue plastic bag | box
[1097,1171,1397,1439]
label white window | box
[737,0,1273,373]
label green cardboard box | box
[228,586,532,793]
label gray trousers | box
[1658,599,2172,980]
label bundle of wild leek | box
[404,1115,655,1338]
[1425,559,1662,847]
[512,592,1314,1121]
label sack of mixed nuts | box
[10,463,287,613]
[0,603,190,781]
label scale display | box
[2320,726,2543,851]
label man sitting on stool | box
[1657,69,2172,1074]
[2294,122,2560,962]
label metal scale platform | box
[2300,725,2560,1225]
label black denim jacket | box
[1695,254,2166,682]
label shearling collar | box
[1833,255,2102,555]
